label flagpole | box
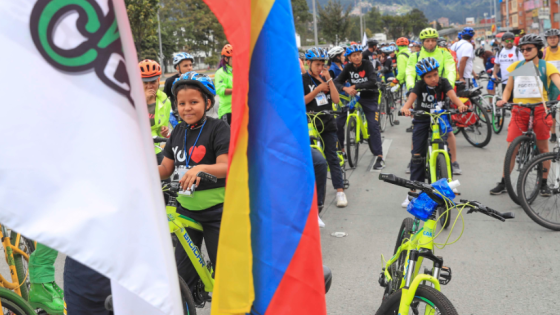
[312,0,318,46]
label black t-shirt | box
[381,57,393,75]
[302,73,336,132]
[334,60,379,99]
[411,78,453,120]
[162,117,230,191]
[164,74,180,108]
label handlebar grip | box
[379,173,412,189]
[197,171,218,183]
[500,212,515,219]
[153,137,168,143]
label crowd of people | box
[22,24,560,314]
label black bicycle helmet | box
[545,29,560,38]
[437,37,447,47]
[475,47,486,58]
[518,34,545,48]
[367,38,378,47]
[501,32,515,40]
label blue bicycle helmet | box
[462,27,475,38]
[172,72,216,106]
[344,44,363,57]
[173,52,194,67]
[305,47,328,61]
[416,57,440,77]
[381,46,394,54]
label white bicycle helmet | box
[328,46,345,58]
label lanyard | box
[307,71,324,87]
[183,120,207,166]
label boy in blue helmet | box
[400,57,467,207]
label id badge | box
[315,92,328,106]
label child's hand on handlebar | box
[179,166,203,191]
[343,85,358,96]
[458,104,468,113]
[496,100,507,107]
[401,107,411,117]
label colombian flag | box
[205,0,326,314]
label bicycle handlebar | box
[379,173,512,222]
[397,108,472,117]
[153,137,169,143]
[307,110,345,116]
[163,171,218,197]
[502,100,559,109]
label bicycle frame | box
[308,113,345,167]
[0,224,29,297]
[339,94,370,143]
[166,206,215,292]
[383,218,441,314]
[426,113,453,183]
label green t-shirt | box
[216,65,233,118]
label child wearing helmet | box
[334,44,386,170]
[302,47,348,207]
[139,59,173,161]
[380,46,395,82]
[400,57,467,206]
[216,44,234,124]
[164,52,195,101]
[159,72,229,292]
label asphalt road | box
[4,59,560,314]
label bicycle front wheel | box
[481,94,505,134]
[517,152,560,230]
[461,98,492,148]
[504,135,539,205]
[379,96,388,132]
[179,277,197,315]
[376,284,458,315]
[346,116,359,168]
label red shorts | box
[506,105,553,142]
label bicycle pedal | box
[378,269,388,287]
[439,266,452,285]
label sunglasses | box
[504,40,514,43]
[520,47,535,53]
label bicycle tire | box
[379,96,388,132]
[1,297,28,315]
[375,284,458,315]
[0,288,35,315]
[9,233,34,301]
[179,276,197,315]
[387,92,396,127]
[517,152,560,230]
[481,94,505,134]
[504,135,539,205]
[383,218,414,300]
[435,154,451,229]
[461,98,492,148]
[346,116,359,168]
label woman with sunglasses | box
[490,34,560,196]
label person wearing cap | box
[139,59,172,162]
[544,29,560,142]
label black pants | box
[360,98,383,156]
[221,113,232,125]
[320,130,344,190]
[336,111,347,147]
[64,257,111,315]
[175,204,223,292]
[311,148,328,208]
[502,83,513,102]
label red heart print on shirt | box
[359,70,366,77]
[188,145,206,163]
[508,53,513,58]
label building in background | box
[499,0,560,33]
[438,17,450,27]
[466,17,475,25]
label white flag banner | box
[362,32,367,47]
[0,0,182,314]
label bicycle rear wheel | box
[376,284,458,315]
[504,135,539,205]
[517,152,560,230]
[481,94,505,134]
[0,288,35,315]
[435,154,451,229]
[179,277,197,315]
[346,116,359,168]
[9,233,34,301]
[461,98,492,148]
[379,96,388,132]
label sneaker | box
[318,216,326,228]
[401,196,410,208]
[551,134,557,143]
[336,192,348,207]
[406,126,414,133]
[374,158,385,170]
[405,162,411,174]
[540,184,552,197]
[452,162,462,175]
[29,283,65,315]
[490,181,507,195]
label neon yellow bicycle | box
[376,173,514,315]
[338,94,370,169]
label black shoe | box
[490,181,507,195]
[551,134,557,143]
[540,184,552,197]
[342,151,347,160]
[406,126,413,133]
[374,158,385,170]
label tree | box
[436,21,443,31]
[125,0,160,60]
[292,0,312,35]
[407,8,429,35]
[382,15,408,40]
[317,0,352,44]
[364,6,383,34]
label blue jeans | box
[320,130,344,190]
[311,148,327,209]
[360,98,383,157]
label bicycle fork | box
[399,250,443,314]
